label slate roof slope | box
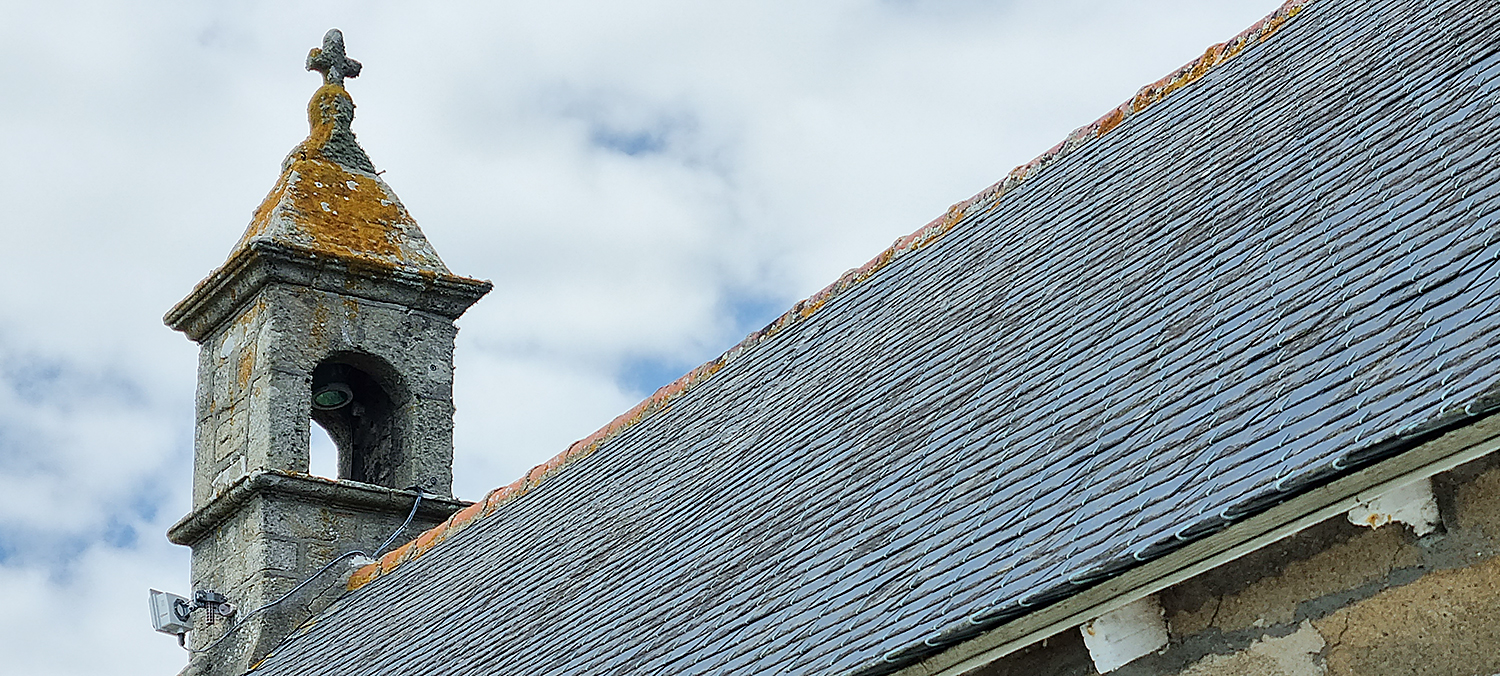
[251,0,1500,673]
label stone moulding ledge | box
[345,0,1313,592]
[164,240,493,342]
[167,469,469,547]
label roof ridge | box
[344,0,1312,593]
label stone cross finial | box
[306,29,363,86]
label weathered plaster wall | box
[972,453,1500,676]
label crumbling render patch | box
[1176,620,1325,676]
[1310,554,1500,676]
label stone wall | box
[175,474,463,675]
[174,272,472,675]
[192,281,460,509]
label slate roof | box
[249,0,1500,673]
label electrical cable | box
[182,489,425,654]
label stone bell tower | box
[164,29,490,675]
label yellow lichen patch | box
[1260,5,1301,41]
[310,302,330,343]
[235,148,411,265]
[1130,87,1160,114]
[240,171,294,248]
[229,83,447,272]
[1096,107,1128,136]
[226,304,261,390]
[306,84,349,148]
[1158,45,1224,100]
[279,152,405,260]
[1221,33,1249,62]
[237,347,255,389]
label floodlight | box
[149,589,194,635]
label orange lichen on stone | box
[1260,4,1302,41]
[410,519,448,554]
[237,347,255,389]
[245,149,404,261]
[223,303,262,392]
[228,83,453,278]
[346,560,381,589]
[1119,0,1307,117]
[379,541,412,574]
[306,85,347,147]
[241,171,289,245]
[448,501,485,531]
[1095,106,1129,136]
[347,0,1317,594]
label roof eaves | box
[862,402,1500,676]
[344,0,1313,593]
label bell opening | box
[310,356,404,487]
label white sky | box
[0,0,1282,672]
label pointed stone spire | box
[168,29,489,341]
[229,28,447,275]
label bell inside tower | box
[310,355,404,488]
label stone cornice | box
[164,240,492,342]
[167,469,470,547]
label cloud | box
[0,0,1283,672]
[0,344,187,562]
[0,538,188,675]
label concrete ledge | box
[168,469,469,546]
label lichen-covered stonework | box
[233,83,448,274]
[166,33,488,676]
[188,282,462,506]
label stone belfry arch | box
[164,29,489,675]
